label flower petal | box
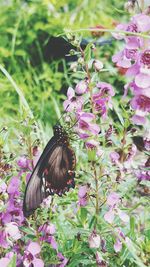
[27,242,41,255]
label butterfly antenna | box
[55,103,70,125]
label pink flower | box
[104,209,115,224]
[0,258,11,267]
[0,180,7,193]
[27,242,41,255]
[97,82,115,97]
[131,95,150,112]
[92,97,107,117]
[63,87,83,112]
[117,209,129,223]
[89,231,101,248]
[110,152,120,164]
[5,222,21,242]
[23,242,44,267]
[132,14,150,32]
[92,82,114,118]
[114,238,122,253]
[76,112,100,138]
[0,230,8,248]
[135,73,150,89]
[131,111,147,125]
[107,192,120,207]
[96,251,107,266]
[112,50,131,68]
[78,185,88,206]
[75,80,88,95]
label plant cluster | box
[0,0,150,267]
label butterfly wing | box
[23,136,56,217]
[43,145,76,195]
[132,136,145,151]
[23,138,76,217]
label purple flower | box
[17,156,28,169]
[39,222,55,235]
[140,49,150,68]
[125,144,137,163]
[63,87,83,112]
[85,139,99,149]
[144,132,150,151]
[75,80,88,95]
[38,223,58,250]
[57,252,68,267]
[7,176,20,196]
[136,156,150,181]
[48,236,58,250]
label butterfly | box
[23,124,76,217]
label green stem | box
[58,28,150,40]
[92,162,99,227]
[140,0,145,11]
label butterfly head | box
[53,124,68,140]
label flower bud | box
[124,1,136,13]
[93,60,103,71]
[78,57,84,65]
[75,80,87,95]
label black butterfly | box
[23,124,76,217]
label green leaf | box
[20,226,35,235]
[7,254,16,267]
[84,43,93,62]
[80,207,88,225]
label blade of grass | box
[0,64,41,139]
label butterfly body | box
[23,124,76,217]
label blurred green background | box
[0,0,127,152]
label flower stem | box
[140,0,145,12]
[92,162,99,227]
